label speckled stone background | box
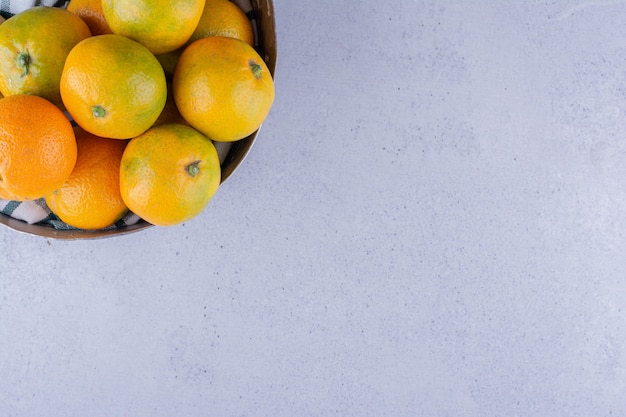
[2,1,626,416]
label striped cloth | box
[0,198,141,229]
[0,0,256,231]
[0,0,67,18]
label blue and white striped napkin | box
[0,0,67,18]
[0,198,141,229]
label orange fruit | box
[189,0,254,46]
[173,36,274,142]
[155,49,182,80]
[120,123,221,226]
[67,0,114,35]
[153,85,188,127]
[45,127,128,230]
[102,0,205,54]
[0,7,91,108]
[60,34,167,139]
[0,95,77,201]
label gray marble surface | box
[2,1,626,415]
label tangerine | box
[60,34,167,139]
[189,0,254,47]
[102,0,205,54]
[173,36,274,142]
[119,123,221,226]
[0,95,77,201]
[0,7,91,108]
[153,85,188,127]
[67,0,114,35]
[45,127,128,230]
[155,49,182,80]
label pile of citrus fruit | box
[0,0,274,229]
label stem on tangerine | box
[16,51,30,77]
[91,105,106,118]
[186,160,201,177]
[249,60,262,79]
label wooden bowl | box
[0,0,276,240]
